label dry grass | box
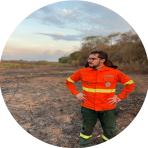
[0,60,71,69]
[0,60,148,74]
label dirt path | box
[0,67,147,147]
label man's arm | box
[116,70,135,100]
[65,70,81,95]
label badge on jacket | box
[105,82,111,87]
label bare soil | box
[0,66,147,147]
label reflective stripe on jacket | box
[65,66,135,111]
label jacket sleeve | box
[65,70,81,95]
[116,70,135,100]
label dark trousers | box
[79,106,119,147]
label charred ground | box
[0,66,147,147]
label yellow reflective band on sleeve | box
[102,135,109,141]
[67,77,74,83]
[80,133,92,139]
[123,80,134,86]
[83,86,116,93]
[83,87,96,92]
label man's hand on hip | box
[76,93,87,104]
[107,95,121,106]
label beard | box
[89,60,100,69]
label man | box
[65,50,135,147]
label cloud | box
[42,14,64,26]
[35,32,87,41]
[62,9,82,18]
[78,2,132,32]
[63,9,73,14]
[26,1,132,35]
[80,30,97,34]
[35,28,124,41]
[26,2,99,30]
[55,32,66,36]
[28,5,55,19]
[43,49,63,55]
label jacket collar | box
[87,66,109,72]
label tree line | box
[59,29,148,72]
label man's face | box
[88,54,101,68]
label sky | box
[2,0,133,62]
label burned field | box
[0,66,147,147]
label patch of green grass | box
[2,63,20,67]
[38,60,49,63]
[0,63,42,68]
[50,62,70,66]
[31,64,39,67]
[0,61,72,68]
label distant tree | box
[69,51,80,60]
[58,56,69,63]
[58,57,63,63]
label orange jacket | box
[65,66,135,111]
